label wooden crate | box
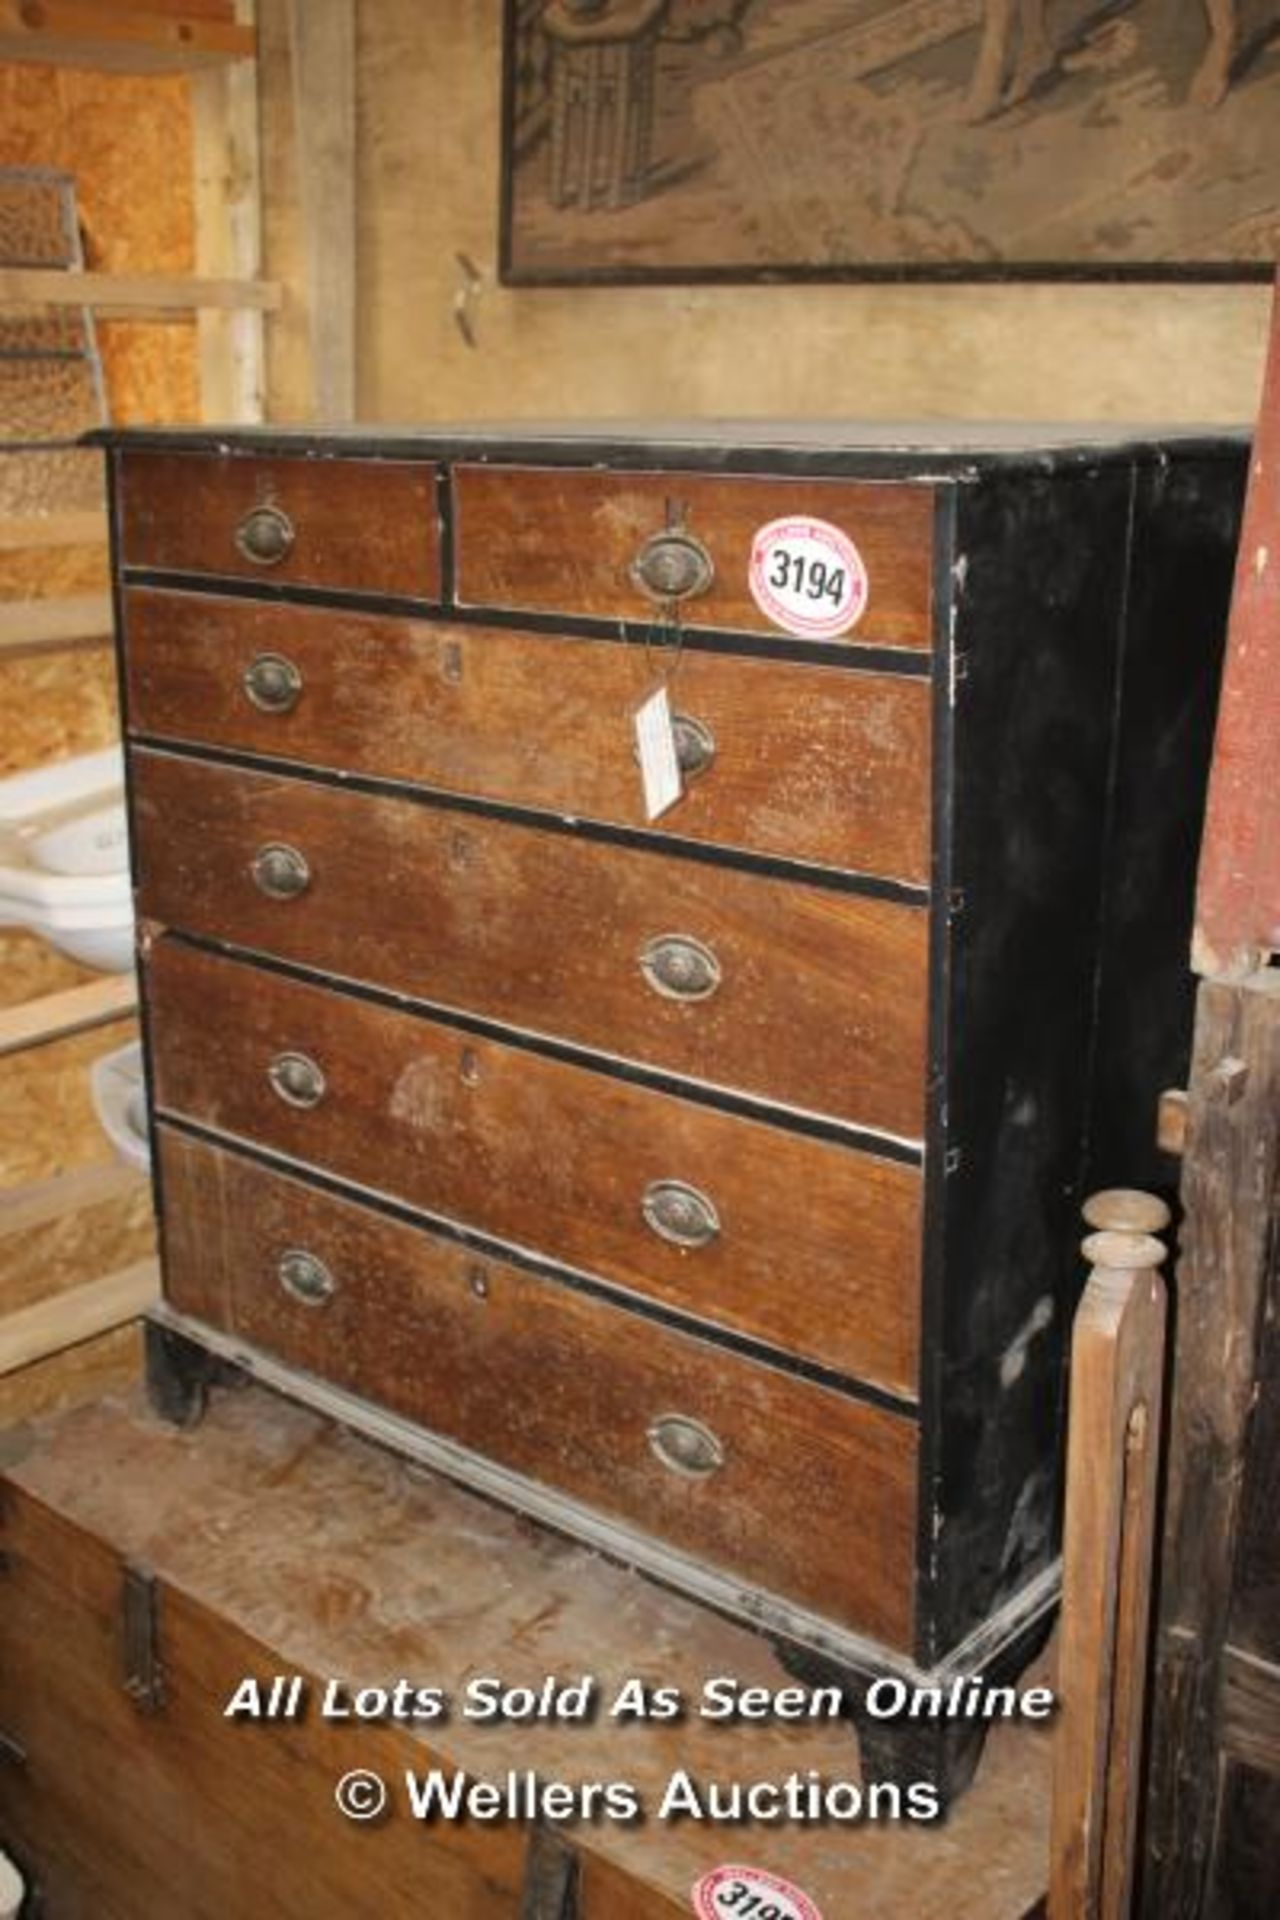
[0,1383,1051,1918]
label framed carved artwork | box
[500,0,1280,282]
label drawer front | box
[158,1127,919,1649]
[146,941,922,1396]
[454,466,933,650]
[133,750,929,1138]
[122,589,932,883]
[116,450,441,600]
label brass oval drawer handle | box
[641,1178,720,1250]
[252,842,311,901]
[235,503,295,568]
[647,1414,725,1479]
[639,934,721,1002]
[267,1050,326,1109]
[243,651,302,714]
[672,712,715,779]
[631,529,714,604]
[278,1247,336,1307]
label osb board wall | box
[0,646,124,1007]
[0,56,198,1002]
[3,1183,154,1318]
[0,1006,151,1361]
[259,0,1270,425]
[0,61,201,446]
[0,1018,140,1191]
[0,1324,142,1427]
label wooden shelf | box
[0,975,138,1060]
[0,2,255,73]
[0,1258,159,1377]
[0,267,281,313]
[0,593,114,655]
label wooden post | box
[1050,1191,1169,1920]
[1141,970,1280,1916]
[1140,264,1280,1920]
[285,0,356,421]
[1192,269,1280,979]
[192,0,266,424]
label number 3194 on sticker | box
[748,515,868,640]
[691,1863,823,1920]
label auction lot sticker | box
[692,1863,824,1920]
[747,516,868,640]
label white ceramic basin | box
[0,747,134,971]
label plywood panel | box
[0,1016,138,1188]
[0,643,119,774]
[0,932,91,1011]
[1,1177,154,1317]
[0,62,200,429]
[0,1322,141,1427]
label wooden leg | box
[846,1703,990,1804]
[519,1822,579,1920]
[144,1321,226,1429]
[772,1600,1056,1808]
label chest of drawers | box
[101,423,1245,1797]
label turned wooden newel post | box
[1049,1189,1170,1920]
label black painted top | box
[87,420,1250,482]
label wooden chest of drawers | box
[101,424,1246,1794]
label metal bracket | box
[121,1564,165,1714]
[519,1822,579,1920]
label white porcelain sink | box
[0,747,134,971]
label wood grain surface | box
[0,1480,525,1919]
[454,465,934,648]
[132,749,930,1137]
[1143,972,1280,1920]
[158,1127,918,1644]
[121,587,932,880]
[0,1387,1053,1918]
[117,450,441,599]
[145,940,922,1394]
[1050,1261,1166,1920]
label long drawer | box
[133,750,929,1138]
[117,450,442,601]
[158,1126,919,1649]
[454,465,934,649]
[121,588,932,882]
[145,940,923,1396]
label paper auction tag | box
[691,1864,824,1920]
[634,683,682,820]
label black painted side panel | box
[1206,1761,1280,1920]
[1083,455,1242,1197]
[920,461,1136,1665]
[920,451,1245,1665]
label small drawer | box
[116,450,441,600]
[146,940,923,1397]
[454,465,934,650]
[132,749,929,1138]
[122,588,932,882]
[158,1127,919,1649]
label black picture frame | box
[499,1,1280,287]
